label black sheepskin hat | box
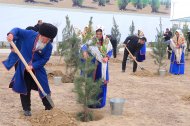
[26,26,38,32]
[139,36,147,42]
[39,23,58,39]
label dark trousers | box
[113,45,117,58]
[122,48,137,72]
[20,71,52,111]
[167,45,172,60]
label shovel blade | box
[45,95,55,108]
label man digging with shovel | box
[3,23,57,116]
[122,35,147,73]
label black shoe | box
[45,106,53,110]
[122,70,125,73]
[24,110,32,116]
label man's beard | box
[36,39,47,50]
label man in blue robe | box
[3,26,38,72]
[3,23,58,116]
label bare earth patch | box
[48,70,74,83]
[22,108,77,126]
[1,53,190,126]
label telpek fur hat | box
[39,23,58,39]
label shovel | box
[10,41,54,108]
[125,45,145,71]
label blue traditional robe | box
[169,51,185,75]
[2,37,22,70]
[81,38,113,108]
[2,28,52,97]
[137,43,146,62]
[169,34,186,75]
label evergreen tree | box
[117,0,130,10]
[111,17,121,58]
[150,0,160,12]
[98,0,106,6]
[160,0,165,5]
[74,17,102,122]
[111,17,121,44]
[58,16,81,80]
[131,0,149,9]
[182,23,189,41]
[165,0,171,9]
[171,24,178,37]
[151,18,167,71]
[72,0,83,7]
[129,20,135,35]
[142,0,149,8]
[182,23,189,58]
[132,0,142,9]
[106,0,110,3]
[160,0,171,8]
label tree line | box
[72,0,171,13]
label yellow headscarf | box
[172,30,185,46]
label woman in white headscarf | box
[81,25,113,108]
[170,30,186,75]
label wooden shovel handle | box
[125,45,138,64]
[10,41,46,94]
[125,45,144,70]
